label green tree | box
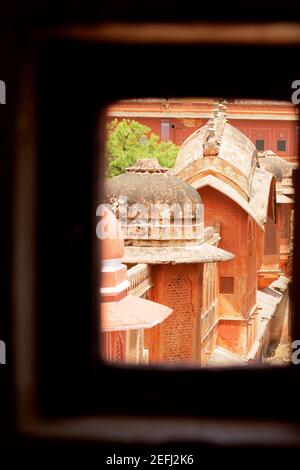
[106,118,179,177]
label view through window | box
[97,98,297,367]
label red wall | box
[107,116,297,160]
[199,186,258,319]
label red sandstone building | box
[99,206,173,363]
[173,104,291,362]
[103,158,233,365]
[107,99,299,163]
[100,100,294,366]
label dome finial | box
[212,107,219,119]
[218,101,228,120]
[126,158,169,174]
[203,119,219,157]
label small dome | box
[103,158,203,246]
[258,152,291,182]
[105,158,200,208]
[98,206,124,260]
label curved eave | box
[190,174,265,229]
[250,168,276,224]
[123,243,234,265]
[101,294,172,332]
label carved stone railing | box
[127,263,153,298]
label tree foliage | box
[106,119,179,177]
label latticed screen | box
[162,276,192,362]
[280,205,289,239]
[265,217,277,254]
[219,276,234,294]
[115,333,123,361]
[128,330,138,363]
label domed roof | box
[174,104,257,199]
[258,156,284,182]
[258,151,291,182]
[173,104,276,229]
[102,159,235,263]
[103,158,203,247]
[105,158,201,210]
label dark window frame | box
[256,139,265,151]
[11,23,300,446]
[277,139,287,151]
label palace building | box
[258,150,294,281]
[173,103,291,363]
[107,99,299,163]
[103,158,234,365]
[101,101,294,366]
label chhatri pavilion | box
[100,103,292,366]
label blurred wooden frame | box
[37,22,300,45]
[12,20,300,447]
